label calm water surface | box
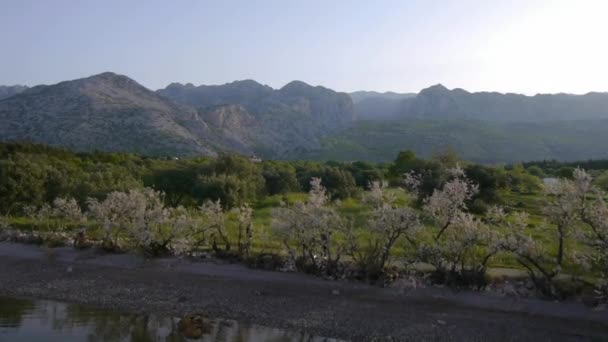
[0,297,341,342]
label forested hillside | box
[300,118,608,163]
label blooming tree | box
[87,188,183,254]
[422,166,479,242]
[345,181,420,279]
[493,211,554,284]
[52,197,86,224]
[415,167,498,287]
[164,205,196,255]
[87,191,133,248]
[581,195,608,268]
[49,197,87,246]
[198,199,228,253]
[496,169,601,297]
[232,203,254,258]
[570,169,608,267]
[272,178,345,274]
[567,168,608,300]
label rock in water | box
[177,314,209,339]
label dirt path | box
[0,242,606,341]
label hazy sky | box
[1,0,607,94]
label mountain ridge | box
[157,78,355,157]
[0,85,29,100]
[2,73,608,162]
[399,84,608,122]
[0,72,217,156]
[0,73,356,158]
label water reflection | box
[0,297,341,342]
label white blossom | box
[415,171,497,285]
[271,178,344,273]
[423,175,478,241]
[363,180,395,209]
[190,199,229,253]
[52,197,85,224]
[232,203,254,258]
[402,171,422,193]
[86,188,176,252]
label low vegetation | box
[1,142,608,302]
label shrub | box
[87,188,186,255]
[344,181,420,282]
[416,167,498,288]
[272,178,345,275]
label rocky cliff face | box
[277,81,354,129]
[158,79,355,158]
[0,73,356,158]
[158,80,274,109]
[0,73,216,156]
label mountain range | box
[157,79,354,158]
[0,73,354,158]
[1,72,608,163]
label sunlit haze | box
[1,0,606,94]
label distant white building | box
[250,155,262,163]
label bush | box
[414,167,499,288]
[272,178,346,275]
[344,181,420,282]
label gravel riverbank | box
[0,242,606,341]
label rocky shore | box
[0,242,606,341]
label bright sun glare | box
[477,0,608,94]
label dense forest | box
[4,142,608,215]
[0,142,382,214]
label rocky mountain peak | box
[0,72,216,157]
[226,79,270,90]
[280,80,313,93]
[77,72,145,91]
[418,83,450,96]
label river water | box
[0,297,341,342]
